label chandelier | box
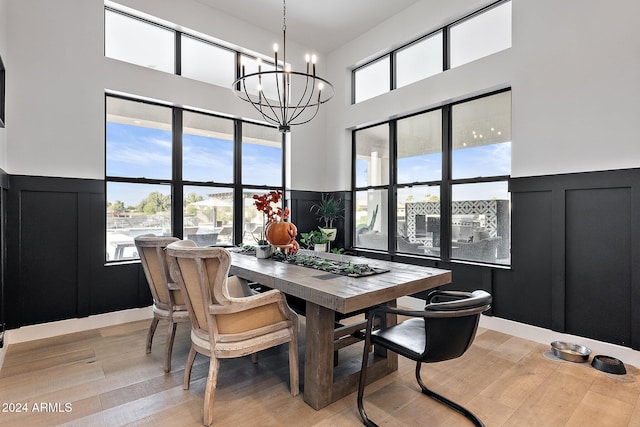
[231,0,334,133]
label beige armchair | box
[166,240,299,426]
[134,235,189,373]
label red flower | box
[253,190,289,223]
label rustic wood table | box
[229,250,452,410]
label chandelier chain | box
[282,0,287,32]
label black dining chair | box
[357,289,492,427]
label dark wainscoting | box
[289,190,351,251]
[3,170,640,351]
[504,169,640,349]
[5,175,149,330]
[341,168,640,350]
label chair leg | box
[203,356,220,426]
[288,332,299,396]
[183,345,197,390]
[146,317,159,354]
[164,321,178,373]
[415,362,484,427]
[357,337,378,427]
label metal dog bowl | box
[550,341,591,363]
[591,355,626,375]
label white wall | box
[5,0,640,188]
[4,0,327,190]
[324,0,640,190]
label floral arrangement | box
[252,190,290,244]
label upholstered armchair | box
[166,240,299,426]
[134,235,189,373]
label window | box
[354,124,389,251]
[183,186,234,246]
[106,95,284,262]
[242,123,282,187]
[104,7,285,94]
[354,57,390,103]
[396,32,443,89]
[241,124,283,245]
[354,123,390,187]
[450,1,512,68]
[451,91,511,179]
[352,89,511,265]
[396,110,442,255]
[105,9,175,73]
[355,189,388,251]
[352,1,511,103]
[106,97,173,261]
[182,112,234,183]
[181,35,236,87]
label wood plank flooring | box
[0,318,639,426]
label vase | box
[265,221,297,246]
[320,227,337,241]
[255,245,273,259]
[314,243,327,252]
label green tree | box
[111,200,126,216]
[184,192,204,216]
[138,192,171,214]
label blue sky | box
[357,141,511,201]
[106,122,282,206]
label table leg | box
[303,300,398,410]
[303,301,335,410]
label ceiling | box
[194,0,422,53]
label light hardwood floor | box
[1,318,639,426]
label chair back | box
[134,235,181,308]
[421,290,491,363]
[166,241,233,337]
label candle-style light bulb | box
[257,57,262,72]
[318,82,324,91]
[285,64,291,73]
[312,54,317,75]
[305,54,311,73]
[273,43,279,65]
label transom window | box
[352,0,511,104]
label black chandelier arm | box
[286,74,314,124]
[289,96,322,126]
[274,69,288,126]
[240,78,280,126]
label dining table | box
[228,249,452,410]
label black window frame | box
[104,93,285,263]
[352,88,511,266]
[352,0,510,104]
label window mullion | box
[172,108,183,238]
[234,121,243,246]
[440,105,452,260]
[388,121,397,254]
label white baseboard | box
[4,306,153,345]
[399,296,640,368]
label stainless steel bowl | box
[550,341,591,363]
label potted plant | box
[310,193,343,242]
[300,227,332,252]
